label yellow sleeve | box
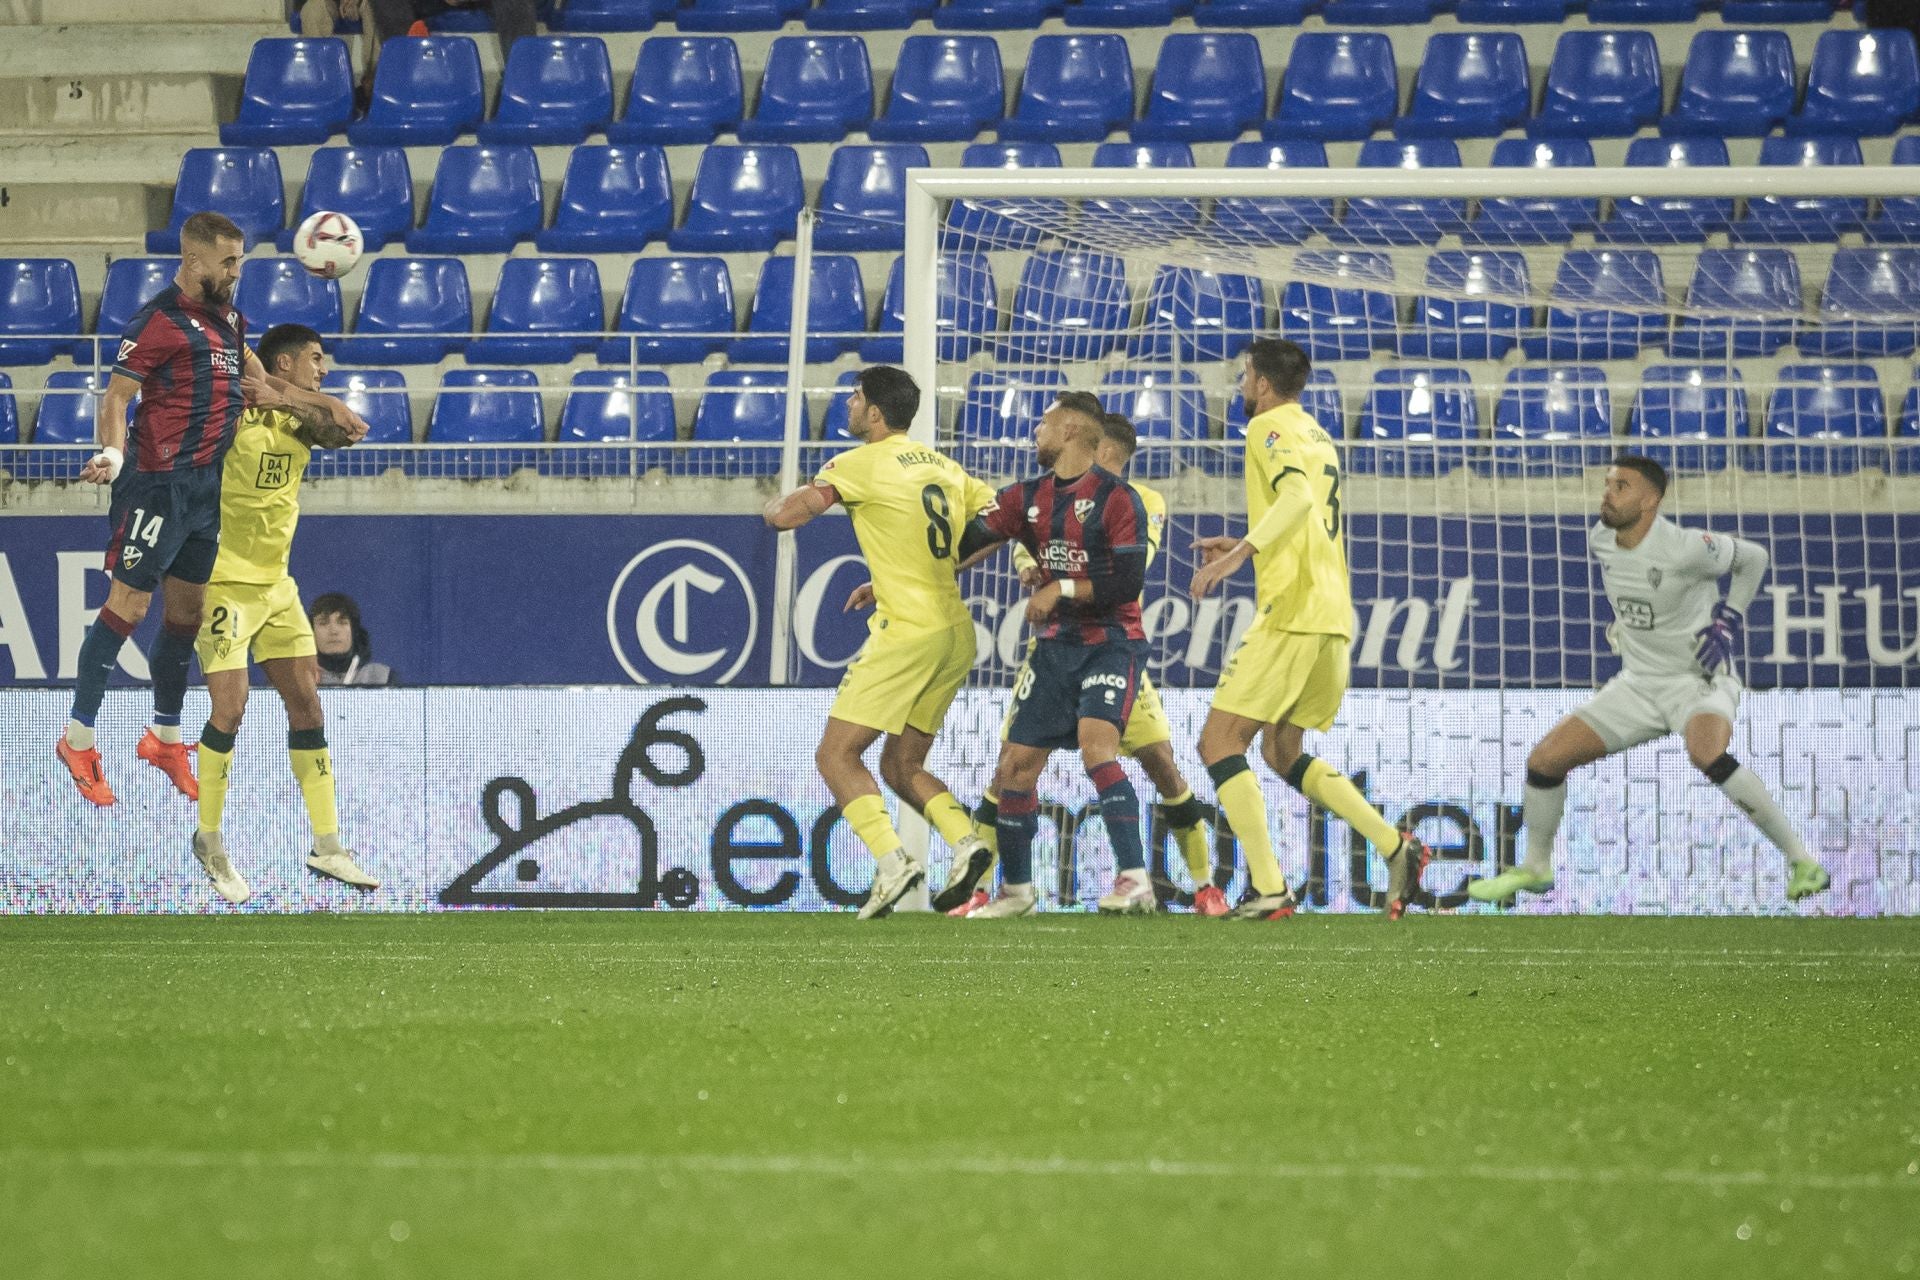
[815,444,867,505]
[1012,542,1037,573]
[961,468,997,521]
[1246,470,1314,552]
[1132,483,1166,569]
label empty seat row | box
[226,29,1920,151]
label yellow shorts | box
[830,618,975,736]
[1212,626,1350,732]
[196,576,315,675]
[998,644,1172,754]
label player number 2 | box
[1320,466,1342,539]
[921,484,953,560]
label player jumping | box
[1189,338,1429,921]
[192,324,379,905]
[1469,454,1830,907]
[56,212,368,824]
[941,411,1224,918]
[954,392,1155,918]
[765,366,996,920]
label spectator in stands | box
[309,592,395,686]
[364,0,536,61]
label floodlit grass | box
[4,913,1917,1279]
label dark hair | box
[1053,391,1105,445]
[1098,412,1137,460]
[856,365,920,431]
[1244,337,1311,402]
[257,323,323,374]
[181,210,246,248]
[308,591,372,660]
[1611,453,1669,497]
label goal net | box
[884,163,1920,917]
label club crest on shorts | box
[121,544,143,569]
[1074,498,1094,523]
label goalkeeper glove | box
[1694,602,1742,675]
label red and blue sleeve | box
[113,311,175,384]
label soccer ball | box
[292,211,363,280]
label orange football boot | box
[1192,884,1230,917]
[136,729,199,799]
[56,738,115,807]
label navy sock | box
[70,608,136,728]
[149,620,198,725]
[1089,760,1145,873]
[996,789,1039,886]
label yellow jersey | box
[211,407,311,586]
[1244,402,1351,639]
[1015,479,1166,577]
[814,433,997,638]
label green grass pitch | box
[4,913,1918,1279]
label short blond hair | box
[181,210,245,248]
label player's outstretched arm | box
[79,373,139,485]
[252,349,369,442]
[764,482,833,530]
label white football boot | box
[192,831,252,905]
[968,885,1038,919]
[1096,868,1155,915]
[858,850,925,920]
[307,848,380,890]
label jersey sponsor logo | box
[1616,596,1656,630]
[1038,542,1090,574]
[606,540,757,685]
[1081,672,1129,692]
[256,453,293,490]
[212,349,240,376]
[1073,498,1094,523]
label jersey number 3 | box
[921,484,953,559]
[1320,465,1342,539]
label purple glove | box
[1694,602,1742,674]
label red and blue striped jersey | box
[112,284,249,473]
[983,465,1147,645]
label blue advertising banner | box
[0,513,1914,688]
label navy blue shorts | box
[1005,638,1146,751]
[105,465,223,592]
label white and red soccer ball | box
[293,210,364,280]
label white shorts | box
[1572,671,1743,754]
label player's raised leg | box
[191,664,253,904]
[136,572,206,799]
[260,655,378,890]
[59,577,148,806]
[1470,715,1612,904]
[1261,722,1429,921]
[1683,712,1828,902]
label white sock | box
[1716,765,1810,866]
[151,723,182,745]
[1522,779,1565,877]
[65,720,95,750]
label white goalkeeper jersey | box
[1591,516,1756,680]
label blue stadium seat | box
[862,251,998,363]
[553,370,677,476]
[1455,0,1568,19]
[278,147,413,252]
[536,145,673,252]
[738,36,874,142]
[607,37,744,144]
[1605,136,1732,244]
[0,259,81,366]
[1788,29,1920,138]
[1342,140,1467,246]
[1097,369,1205,478]
[1064,0,1176,24]
[347,36,485,146]
[1662,30,1796,138]
[1403,250,1529,360]
[1738,136,1865,244]
[1280,250,1397,362]
[1089,141,1199,234]
[469,258,604,365]
[1396,32,1530,139]
[1760,364,1884,475]
[1587,0,1699,17]
[308,369,414,478]
[1355,367,1476,478]
[1720,0,1834,18]
[478,36,615,145]
[600,256,736,363]
[957,369,1064,476]
[948,141,1062,249]
[406,145,542,253]
[731,254,867,363]
[1525,249,1665,360]
[1806,248,1920,358]
[89,258,174,362]
[669,144,804,251]
[234,258,342,337]
[820,369,863,441]
[1130,267,1266,362]
[1001,34,1134,143]
[814,144,928,251]
[1192,0,1308,23]
[690,370,788,476]
[1896,379,1920,475]
[933,0,1052,29]
[1867,134,1920,242]
[428,369,545,475]
[1491,366,1613,476]
[1321,0,1435,20]
[1470,138,1597,245]
[869,36,1003,141]
[147,148,284,253]
[1630,365,1744,471]
[0,374,17,446]
[35,374,128,468]
[549,0,673,30]
[1268,33,1397,141]
[676,0,801,31]
[1670,249,1800,359]
[222,38,353,145]
[1132,32,1266,142]
[806,0,931,30]
[1213,140,1334,244]
[1000,251,1131,362]
[339,258,473,366]
[1529,30,1662,139]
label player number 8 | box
[920,484,953,559]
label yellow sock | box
[288,728,339,840]
[1209,759,1287,896]
[1296,756,1400,851]
[843,793,903,862]
[923,791,976,849]
[196,733,234,836]
[1172,817,1212,887]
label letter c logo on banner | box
[607,541,757,685]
